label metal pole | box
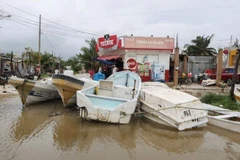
[38,14,41,73]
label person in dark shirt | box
[1,73,8,89]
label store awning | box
[92,58,113,65]
[98,55,121,60]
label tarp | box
[98,55,120,60]
[92,58,113,65]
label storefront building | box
[96,35,175,82]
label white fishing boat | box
[8,76,60,106]
[76,71,142,124]
[139,82,208,131]
[52,73,98,107]
[202,103,240,133]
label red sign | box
[98,35,117,49]
[127,58,137,68]
[223,49,228,54]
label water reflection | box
[12,100,64,142]
[207,125,240,144]
[53,113,138,152]
[138,118,206,154]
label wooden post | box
[10,51,13,71]
[216,49,223,85]
[183,55,188,74]
[230,49,240,100]
[174,47,179,86]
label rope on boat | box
[132,102,236,117]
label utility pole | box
[38,14,41,73]
[229,35,233,49]
[52,50,54,74]
[174,34,179,86]
[58,55,60,73]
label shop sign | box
[98,35,118,49]
[127,58,137,68]
[124,37,174,50]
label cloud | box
[0,0,239,59]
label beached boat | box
[52,73,98,107]
[234,84,240,103]
[202,103,240,133]
[139,82,208,131]
[76,71,142,124]
[8,76,60,106]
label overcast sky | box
[0,0,239,59]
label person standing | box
[98,66,102,73]
[112,65,118,74]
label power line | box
[8,17,93,39]
[0,1,98,36]
[42,32,60,56]
[2,9,96,37]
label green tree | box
[184,34,217,56]
[65,56,82,73]
[232,38,240,47]
[78,38,99,72]
[23,47,39,67]
[41,51,55,73]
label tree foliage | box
[232,38,240,48]
[78,38,99,72]
[65,56,82,73]
[184,34,217,56]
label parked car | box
[205,68,240,85]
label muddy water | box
[0,95,240,160]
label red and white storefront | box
[96,35,175,82]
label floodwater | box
[0,95,240,160]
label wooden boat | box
[8,76,60,106]
[139,82,208,131]
[76,71,142,124]
[202,103,240,133]
[52,74,98,107]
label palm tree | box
[78,38,99,72]
[184,34,217,56]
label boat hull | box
[9,77,60,106]
[234,84,240,103]
[208,115,240,133]
[140,82,208,131]
[52,74,97,107]
[77,71,142,124]
[141,102,208,131]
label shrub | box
[200,93,240,110]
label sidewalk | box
[0,84,18,95]
[174,83,230,97]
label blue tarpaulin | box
[92,58,113,65]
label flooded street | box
[0,95,240,160]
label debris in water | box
[49,112,61,117]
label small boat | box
[139,82,208,131]
[76,71,142,124]
[234,84,240,103]
[203,103,240,133]
[201,79,216,86]
[8,76,60,106]
[52,73,98,107]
